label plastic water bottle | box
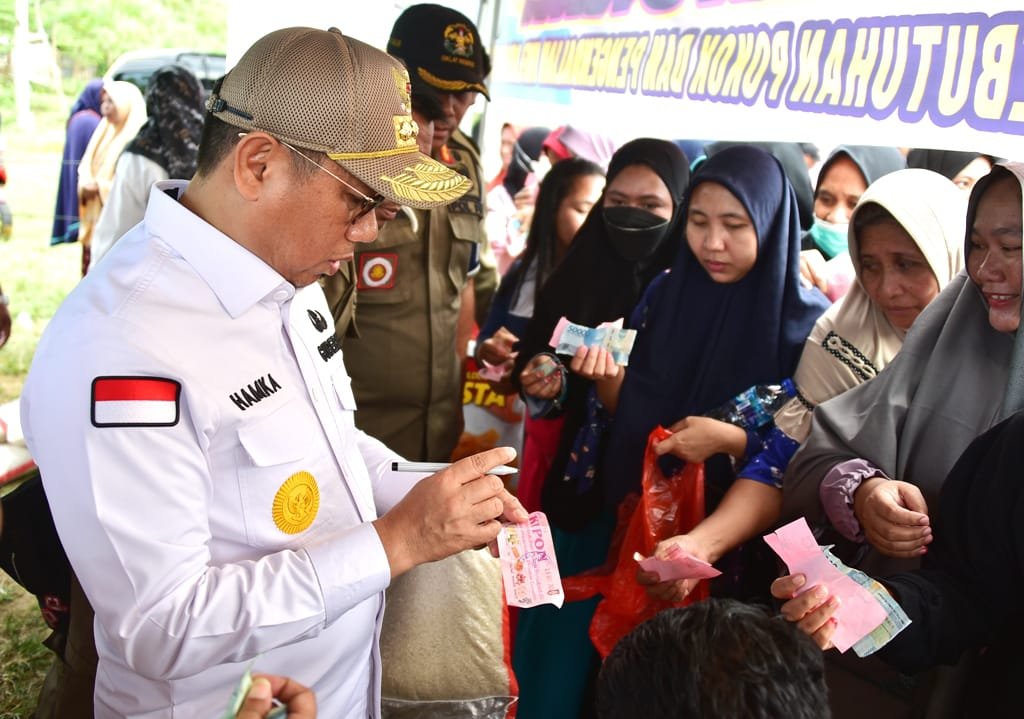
[705,379,797,430]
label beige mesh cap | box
[206,26,469,208]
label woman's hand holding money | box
[569,345,625,413]
[520,354,563,399]
[477,327,519,391]
[771,573,840,651]
[637,534,712,602]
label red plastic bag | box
[561,425,710,657]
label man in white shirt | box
[21,27,524,719]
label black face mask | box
[603,206,672,262]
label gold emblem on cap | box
[272,471,320,534]
[394,116,419,148]
[443,23,475,58]
[392,67,412,105]
[381,162,471,204]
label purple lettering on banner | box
[686,23,760,107]
[642,0,686,14]
[522,0,721,26]
[684,22,792,108]
[641,28,698,98]
[532,30,652,95]
[780,12,1024,136]
[505,6,1024,140]
[522,0,621,26]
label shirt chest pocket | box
[331,370,358,435]
[447,212,481,295]
[236,400,324,549]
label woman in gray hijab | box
[779,161,1023,718]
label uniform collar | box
[145,180,295,318]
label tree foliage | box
[4,0,227,78]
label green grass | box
[0,113,80,402]
[0,104,80,716]
[0,576,53,719]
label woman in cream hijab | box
[640,168,966,601]
[77,79,145,275]
[773,161,1023,719]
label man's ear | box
[233,132,278,201]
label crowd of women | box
[40,74,1022,715]
[49,66,205,275]
[477,127,1019,718]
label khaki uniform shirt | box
[343,131,497,461]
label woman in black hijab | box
[88,65,204,269]
[907,148,994,191]
[503,126,550,198]
[803,144,906,258]
[513,138,690,527]
[511,138,689,719]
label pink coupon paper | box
[763,518,887,653]
[633,546,721,581]
[497,511,565,609]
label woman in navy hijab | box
[51,80,103,245]
[601,144,830,598]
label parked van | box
[105,49,226,97]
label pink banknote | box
[633,545,722,581]
[763,517,887,653]
[497,511,565,608]
[477,361,508,383]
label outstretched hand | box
[654,416,743,463]
[636,534,710,602]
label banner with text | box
[489,0,1024,157]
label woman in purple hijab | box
[50,80,103,245]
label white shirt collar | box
[145,180,295,317]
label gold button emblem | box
[273,471,320,534]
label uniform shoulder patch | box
[91,376,181,428]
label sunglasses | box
[239,132,387,222]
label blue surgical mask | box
[808,217,849,259]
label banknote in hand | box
[549,317,637,366]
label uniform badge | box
[273,471,320,534]
[91,376,181,428]
[443,23,475,58]
[358,253,398,290]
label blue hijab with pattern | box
[602,145,830,507]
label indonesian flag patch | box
[91,376,181,428]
